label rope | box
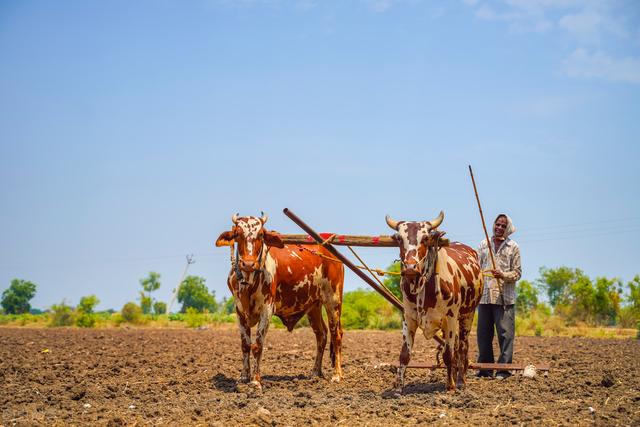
[482,270,495,278]
[295,244,401,276]
[346,245,398,297]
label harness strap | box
[232,241,271,287]
[410,231,441,295]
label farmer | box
[476,213,521,379]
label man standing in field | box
[476,214,521,379]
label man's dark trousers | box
[476,303,515,377]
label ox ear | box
[263,230,285,249]
[215,230,235,247]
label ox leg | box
[394,317,418,393]
[237,313,251,383]
[306,304,327,378]
[325,301,344,382]
[456,314,474,387]
[442,317,460,392]
[251,304,273,390]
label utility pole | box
[166,254,195,314]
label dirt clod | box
[601,371,615,387]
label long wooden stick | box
[468,165,504,307]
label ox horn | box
[259,211,268,224]
[231,213,239,224]
[385,215,400,231]
[427,211,445,229]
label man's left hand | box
[491,269,504,279]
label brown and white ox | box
[386,211,483,392]
[216,213,345,389]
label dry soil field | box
[1,326,639,426]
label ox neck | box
[404,244,439,297]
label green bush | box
[153,301,167,315]
[341,289,402,330]
[17,313,37,326]
[121,302,143,324]
[210,312,235,324]
[49,302,75,327]
[543,315,566,335]
[168,312,184,322]
[75,313,96,328]
[76,295,100,328]
[220,297,235,315]
[185,307,206,328]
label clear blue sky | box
[1,0,639,311]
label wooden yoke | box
[279,233,450,247]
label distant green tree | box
[568,274,596,323]
[537,266,586,308]
[383,261,402,300]
[139,292,152,315]
[1,279,37,314]
[139,272,161,314]
[516,280,538,314]
[153,301,167,315]
[177,276,217,313]
[78,295,99,314]
[76,295,100,328]
[627,275,640,312]
[220,296,235,314]
[554,273,622,326]
[619,275,640,328]
[591,277,621,326]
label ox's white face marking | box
[236,217,263,256]
[396,221,432,267]
[287,266,292,275]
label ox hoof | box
[330,375,342,383]
[249,380,263,391]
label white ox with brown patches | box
[216,213,345,389]
[386,212,483,392]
